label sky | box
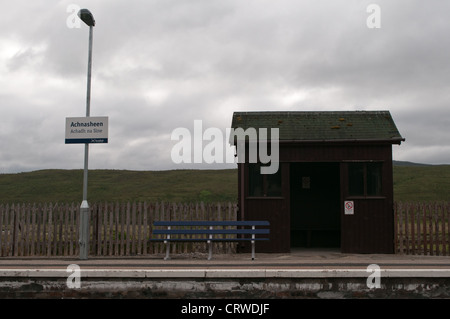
[0,0,449,173]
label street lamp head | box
[78,9,95,27]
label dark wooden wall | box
[340,148,395,253]
[237,142,396,254]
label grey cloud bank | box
[0,0,449,173]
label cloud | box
[0,0,449,173]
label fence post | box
[409,203,415,255]
[0,204,3,256]
[415,203,421,255]
[405,203,410,254]
[131,202,137,255]
[443,202,448,256]
[126,202,131,256]
[447,202,450,256]
[13,204,21,257]
[421,203,427,255]
[398,202,404,254]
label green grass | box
[0,169,237,204]
[0,165,448,204]
[393,165,450,202]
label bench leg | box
[164,227,171,260]
[208,240,212,260]
[251,226,255,260]
[164,241,170,260]
[251,240,255,260]
[207,226,213,260]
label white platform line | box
[1,268,450,278]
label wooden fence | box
[0,202,238,257]
[1,201,449,257]
[394,202,450,256]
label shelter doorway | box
[290,162,341,248]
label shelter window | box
[248,163,282,197]
[348,162,382,197]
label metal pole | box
[79,25,93,260]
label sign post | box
[67,8,100,260]
[65,116,108,259]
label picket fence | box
[1,201,449,257]
[0,202,238,257]
[394,201,450,256]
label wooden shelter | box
[230,111,405,253]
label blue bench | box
[149,221,270,260]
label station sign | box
[65,116,108,144]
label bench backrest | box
[153,229,269,235]
[153,221,269,227]
[152,220,270,236]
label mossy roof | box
[230,111,404,144]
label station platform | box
[1,249,449,299]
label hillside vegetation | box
[0,165,448,204]
[393,165,450,202]
[0,169,237,204]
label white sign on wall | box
[344,201,354,215]
[65,116,108,144]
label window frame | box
[247,163,283,199]
[347,161,384,198]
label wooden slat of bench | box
[211,239,268,242]
[292,227,339,231]
[153,221,269,227]
[152,229,269,235]
[148,238,269,242]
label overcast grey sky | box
[1,0,449,173]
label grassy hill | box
[0,164,448,204]
[0,169,237,204]
[393,165,450,202]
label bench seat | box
[149,220,270,260]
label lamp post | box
[78,9,95,260]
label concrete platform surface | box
[1,249,449,276]
[1,249,450,299]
